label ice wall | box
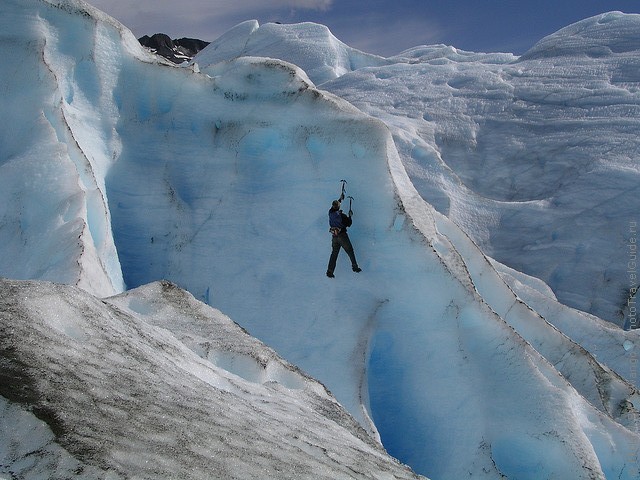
[105,45,640,480]
[322,13,640,325]
[200,13,640,326]
[0,0,162,296]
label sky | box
[89,0,640,56]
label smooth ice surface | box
[1,1,640,479]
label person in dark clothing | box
[327,199,361,278]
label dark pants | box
[327,232,358,274]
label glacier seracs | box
[322,12,640,326]
[1,1,639,479]
[196,13,640,326]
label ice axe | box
[346,195,354,217]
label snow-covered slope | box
[0,278,421,479]
[1,1,640,479]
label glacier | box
[1,0,640,479]
[202,12,640,326]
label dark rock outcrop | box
[139,33,209,63]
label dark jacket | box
[329,207,352,235]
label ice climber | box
[326,199,361,278]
